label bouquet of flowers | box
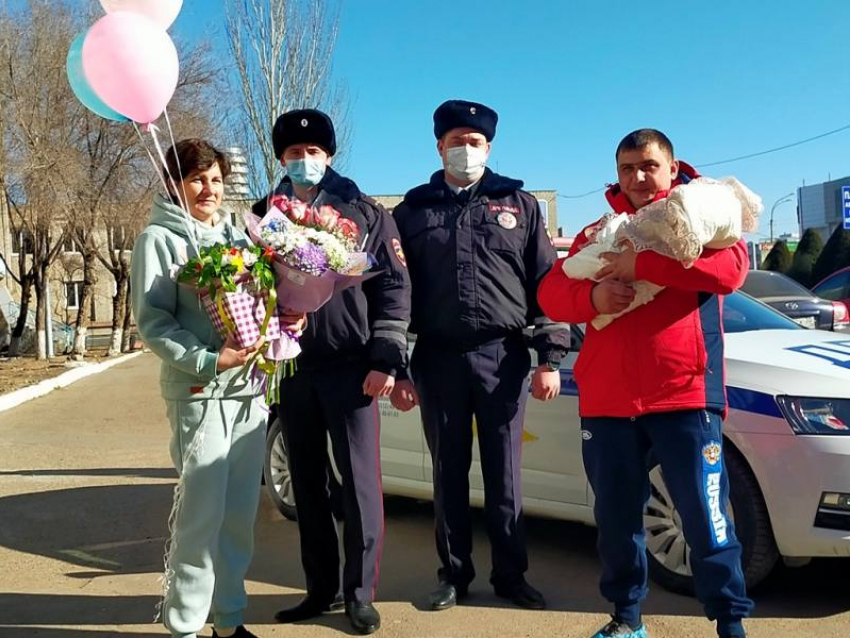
[246,195,377,313]
[174,243,301,403]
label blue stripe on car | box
[555,370,782,419]
[726,386,783,418]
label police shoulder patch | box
[391,238,407,267]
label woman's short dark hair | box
[163,139,231,184]
[615,129,674,161]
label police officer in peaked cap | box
[254,108,411,635]
[390,99,570,611]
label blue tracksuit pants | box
[581,409,753,636]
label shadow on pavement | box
[0,481,847,631]
[0,629,164,638]
[0,468,177,480]
[0,593,163,626]
[0,593,361,637]
[0,484,172,577]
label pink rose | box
[315,205,339,232]
[268,194,290,213]
[301,204,316,227]
[337,217,360,242]
[287,199,309,224]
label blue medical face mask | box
[285,158,326,186]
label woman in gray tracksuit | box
[131,139,301,638]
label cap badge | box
[300,118,308,127]
[470,106,477,115]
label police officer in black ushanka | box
[390,100,569,612]
[253,109,411,636]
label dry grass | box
[0,349,114,395]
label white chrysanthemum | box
[259,221,353,272]
[300,228,349,271]
[242,250,257,267]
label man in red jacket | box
[538,129,753,638]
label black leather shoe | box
[274,595,337,623]
[345,601,381,635]
[428,581,468,611]
[212,626,258,638]
[494,579,546,610]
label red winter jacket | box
[537,162,749,418]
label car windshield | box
[722,291,804,333]
[812,270,850,301]
[741,271,812,298]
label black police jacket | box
[393,168,568,365]
[253,167,411,375]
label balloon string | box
[148,122,200,258]
[132,123,170,194]
[163,108,191,222]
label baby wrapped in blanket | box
[563,176,762,329]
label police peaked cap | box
[433,99,498,141]
[272,109,337,158]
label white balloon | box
[99,0,183,30]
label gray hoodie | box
[131,194,254,400]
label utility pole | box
[769,192,795,243]
[45,275,54,358]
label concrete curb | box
[0,351,146,414]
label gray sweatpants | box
[162,397,266,638]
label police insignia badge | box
[702,441,722,466]
[392,238,407,267]
[497,212,517,230]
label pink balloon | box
[82,13,179,124]
[99,0,183,29]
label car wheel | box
[645,446,779,595]
[264,415,298,521]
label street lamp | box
[769,192,795,243]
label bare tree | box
[1,0,230,358]
[120,277,133,352]
[0,193,37,356]
[96,207,138,355]
[67,115,141,356]
[0,1,81,359]
[225,0,350,196]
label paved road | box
[0,354,847,637]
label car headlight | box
[776,396,850,435]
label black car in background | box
[741,270,849,332]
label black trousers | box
[278,360,384,604]
[411,334,531,589]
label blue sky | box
[174,0,850,240]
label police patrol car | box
[265,291,850,594]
